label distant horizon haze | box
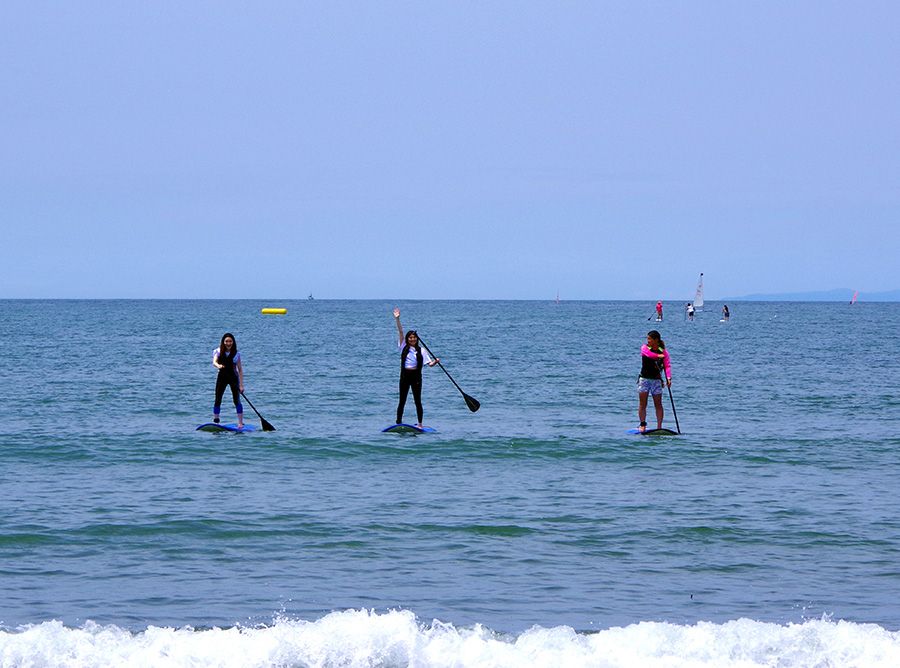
[3,288,898,302]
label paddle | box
[417,337,480,412]
[658,360,681,434]
[240,391,276,431]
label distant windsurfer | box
[637,330,671,433]
[393,307,439,428]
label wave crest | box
[2,610,900,667]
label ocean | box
[2,299,899,667]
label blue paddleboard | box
[382,423,436,434]
[626,428,679,436]
[196,423,257,433]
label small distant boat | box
[694,273,704,310]
[850,290,859,305]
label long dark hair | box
[219,332,238,356]
[404,329,420,350]
[647,330,665,350]
[402,330,423,370]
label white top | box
[398,341,433,369]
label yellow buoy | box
[260,307,287,315]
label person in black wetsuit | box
[392,307,439,428]
[212,332,244,428]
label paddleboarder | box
[212,332,244,428]
[686,302,695,321]
[722,304,730,321]
[637,330,671,433]
[655,300,663,321]
[393,307,439,428]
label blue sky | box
[2,2,898,299]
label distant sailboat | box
[555,290,560,304]
[850,290,859,305]
[694,273,704,310]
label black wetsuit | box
[214,350,242,416]
[640,353,664,380]
[397,344,424,424]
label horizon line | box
[2,296,898,303]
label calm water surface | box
[2,299,899,665]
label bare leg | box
[653,394,664,429]
[638,392,649,432]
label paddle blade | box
[261,418,276,431]
[463,393,480,412]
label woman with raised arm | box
[392,307,438,428]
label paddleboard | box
[626,428,679,436]
[382,423,436,434]
[196,423,257,433]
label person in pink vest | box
[637,330,671,433]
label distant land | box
[726,288,900,302]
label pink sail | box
[850,290,859,305]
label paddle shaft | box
[666,384,681,434]
[240,390,276,431]
[418,339,465,394]
[417,338,480,412]
[658,361,681,434]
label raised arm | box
[393,307,403,345]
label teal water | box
[2,300,899,665]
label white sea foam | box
[2,610,900,668]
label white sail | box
[694,273,704,309]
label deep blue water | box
[2,300,899,666]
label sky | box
[2,1,898,300]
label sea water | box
[2,299,899,667]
